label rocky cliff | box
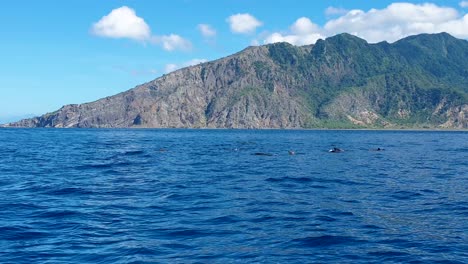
[3,33,468,128]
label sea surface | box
[0,129,467,263]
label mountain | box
[3,32,468,129]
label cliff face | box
[4,33,468,128]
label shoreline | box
[1,126,467,132]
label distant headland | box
[2,33,467,129]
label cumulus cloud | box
[197,24,216,37]
[92,6,192,51]
[91,6,151,41]
[325,6,348,16]
[263,2,468,45]
[264,17,325,45]
[151,34,192,51]
[164,58,208,73]
[291,17,320,35]
[264,32,324,46]
[324,3,467,42]
[460,1,468,8]
[227,13,262,34]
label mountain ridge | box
[3,32,468,129]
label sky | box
[1,0,467,122]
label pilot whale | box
[329,147,344,153]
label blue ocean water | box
[0,129,467,263]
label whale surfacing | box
[329,147,344,153]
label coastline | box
[1,125,467,132]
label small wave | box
[431,260,466,264]
[378,238,423,248]
[368,250,410,257]
[419,189,438,194]
[167,229,207,238]
[44,187,92,196]
[123,150,145,156]
[0,225,29,234]
[0,226,50,240]
[102,169,121,175]
[333,211,354,216]
[361,224,382,230]
[390,190,423,200]
[280,216,308,222]
[316,216,337,222]
[315,178,365,186]
[0,148,17,154]
[452,147,468,152]
[77,161,133,170]
[208,215,242,224]
[0,202,44,210]
[161,243,194,250]
[36,210,82,219]
[76,163,112,169]
[266,176,312,183]
[249,215,275,223]
[289,235,361,248]
[311,185,328,189]
[165,193,192,201]
[122,247,161,256]
[265,177,281,182]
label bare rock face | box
[3,33,468,129]
[440,105,468,128]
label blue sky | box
[1,0,467,122]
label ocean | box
[0,129,466,263]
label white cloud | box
[151,34,192,51]
[460,1,468,8]
[264,17,325,46]
[164,59,208,73]
[262,3,468,45]
[291,17,320,35]
[92,6,192,51]
[325,6,348,16]
[324,3,468,42]
[91,6,151,41]
[264,32,324,46]
[197,24,216,37]
[227,13,262,34]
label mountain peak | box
[396,32,460,45]
[325,33,368,44]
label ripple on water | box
[0,129,466,263]
[0,226,51,241]
[289,235,363,248]
[43,187,93,196]
[390,190,423,200]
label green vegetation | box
[262,32,468,128]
